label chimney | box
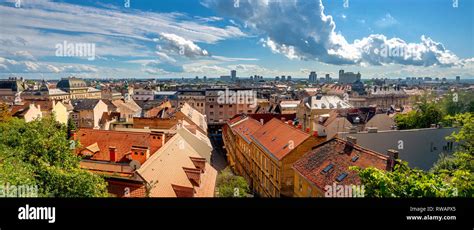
[288,120,293,126]
[386,149,399,171]
[281,117,286,122]
[109,146,117,162]
[260,118,264,125]
[297,124,302,129]
[312,131,318,137]
[346,136,357,145]
[306,128,310,133]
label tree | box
[0,117,108,197]
[394,99,443,129]
[0,102,11,122]
[216,167,250,197]
[439,91,474,116]
[355,112,473,197]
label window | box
[210,105,214,108]
[351,155,360,162]
[321,163,334,173]
[336,172,348,182]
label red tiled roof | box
[293,138,389,190]
[231,117,263,143]
[250,118,310,160]
[75,129,163,162]
[248,113,296,124]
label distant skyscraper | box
[231,70,237,80]
[456,76,461,82]
[309,71,317,83]
[281,75,286,81]
[287,76,292,81]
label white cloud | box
[204,0,467,67]
[156,33,210,58]
[0,57,97,73]
[0,0,245,59]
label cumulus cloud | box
[156,33,210,58]
[203,0,466,67]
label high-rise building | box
[338,70,361,84]
[309,71,317,83]
[281,75,286,81]
[456,76,461,83]
[231,70,237,80]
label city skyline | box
[0,0,473,79]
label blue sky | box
[0,0,473,79]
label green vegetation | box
[0,117,108,197]
[216,167,250,197]
[395,91,474,130]
[354,113,473,197]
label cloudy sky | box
[0,0,473,79]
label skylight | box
[321,163,334,173]
[336,172,348,182]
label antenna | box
[129,160,141,170]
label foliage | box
[438,91,474,116]
[355,112,473,197]
[395,99,443,129]
[0,117,108,197]
[0,103,11,122]
[216,167,250,197]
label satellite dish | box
[130,160,141,170]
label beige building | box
[297,95,352,132]
[70,99,108,128]
[205,88,256,127]
[11,103,42,122]
[178,90,206,114]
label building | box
[223,115,263,183]
[338,70,361,84]
[70,99,108,128]
[338,127,460,170]
[349,85,408,110]
[231,70,237,80]
[0,77,26,104]
[315,107,395,139]
[177,90,206,114]
[293,136,393,197]
[56,77,101,99]
[309,71,317,83]
[205,88,256,127]
[24,99,69,124]
[136,127,217,197]
[131,88,155,101]
[275,100,300,114]
[297,95,353,132]
[11,103,42,122]
[223,116,325,197]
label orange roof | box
[250,118,310,160]
[231,117,263,143]
[76,129,163,162]
[293,138,389,190]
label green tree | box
[355,112,473,197]
[0,117,108,197]
[216,167,250,197]
[0,102,11,122]
[439,91,474,116]
[394,99,443,129]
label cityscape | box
[0,0,473,227]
